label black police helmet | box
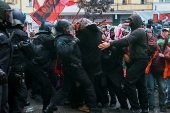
[54,19,71,36]
[39,21,53,32]
[0,1,11,22]
[12,9,26,26]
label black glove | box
[18,41,30,48]
[0,69,6,78]
[71,36,80,45]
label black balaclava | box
[128,14,142,31]
[110,27,115,40]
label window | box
[122,0,132,4]
[159,0,170,2]
[3,0,12,3]
[12,0,17,4]
[27,0,33,6]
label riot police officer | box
[7,9,34,112]
[27,21,56,112]
[0,1,13,112]
[45,19,102,113]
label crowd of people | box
[1,1,170,113]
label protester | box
[162,28,169,37]
[145,33,169,112]
[98,14,149,113]
[101,27,129,110]
[75,18,105,109]
[101,31,118,108]
[0,1,13,112]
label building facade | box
[2,0,21,10]
[20,0,154,27]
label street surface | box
[24,90,170,113]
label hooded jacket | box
[110,14,149,62]
[76,24,102,73]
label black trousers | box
[101,67,128,109]
[51,65,97,108]
[124,59,149,110]
[8,71,28,113]
[100,70,117,104]
[0,84,9,113]
[28,62,53,109]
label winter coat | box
[150,45,170,73]
[110,14,149,63]
[76,24,102,72]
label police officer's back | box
[33,21,55,67]
[0,1,13,112]
[54,20,82,64]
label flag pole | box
[33,0,34,12]
[72,0,86,23]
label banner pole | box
[72,0,86,23]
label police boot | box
[43,103,57,113]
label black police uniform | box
[50,35,97,108]
[27,30,54,110]
[7,27,31,113]
[0,24,13,113]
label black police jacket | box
[8,27,31,72]
[55,35,82,65]
[33,31,55,66]
[0,24,13,76]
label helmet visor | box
[64,25,74,36]
[5,9,13,24]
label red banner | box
[60,0,80,6]
[30,0,65,25]
[33,0,40,10]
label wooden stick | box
[72,0,87,23]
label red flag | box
[33,0,40,10]
[60,0,80,6]
[30,0,65,25]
